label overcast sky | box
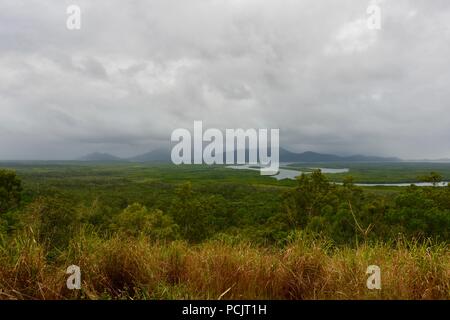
[1,0,449,160]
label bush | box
[111,203,179,241]
[0,169,22,214]
[25,196,82,249]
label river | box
[226,165,449,186]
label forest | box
[0,163,448,299]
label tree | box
[0,169,22,214]
[169,183,215,242]
[25,195,81,249]
[418,172,443,186]
[111,203,179,240]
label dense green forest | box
[1,163,449,245]
[287,162,450,184]
[0,163,448,299]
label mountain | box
[128,148,171,162]
[279,149,401,163]
[127,147,400,163]
[280,149,341,162]
[78,152,122,162]
[343,154,401,162]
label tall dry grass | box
[0,231,448,300]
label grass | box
[0,231,448,300]
[0,162,449,300]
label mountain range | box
[78,148,401,163]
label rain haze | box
[1,0,450,160]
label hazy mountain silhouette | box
[78,146,401,163]
[279,149,401,162]
[118,147,401,163]
[128,148,172,162]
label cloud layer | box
[1,0,450,159]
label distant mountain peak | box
[127,148,171,162]
[78,148,400,163]
[279,148,401,163]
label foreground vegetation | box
[0,163,449,299]
[0,232,448,299]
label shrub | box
[24,196,82,249]
[0,169,22,214]
[111,203,179,241]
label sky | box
[1,0,450,160]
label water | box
[352,182,449,187]
[226,165,348,180]
[226,165,449,186]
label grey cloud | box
[0,0,450,159]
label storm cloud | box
[1,0,450,159]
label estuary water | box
[226,164,348,180]
[226,165,449,187]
